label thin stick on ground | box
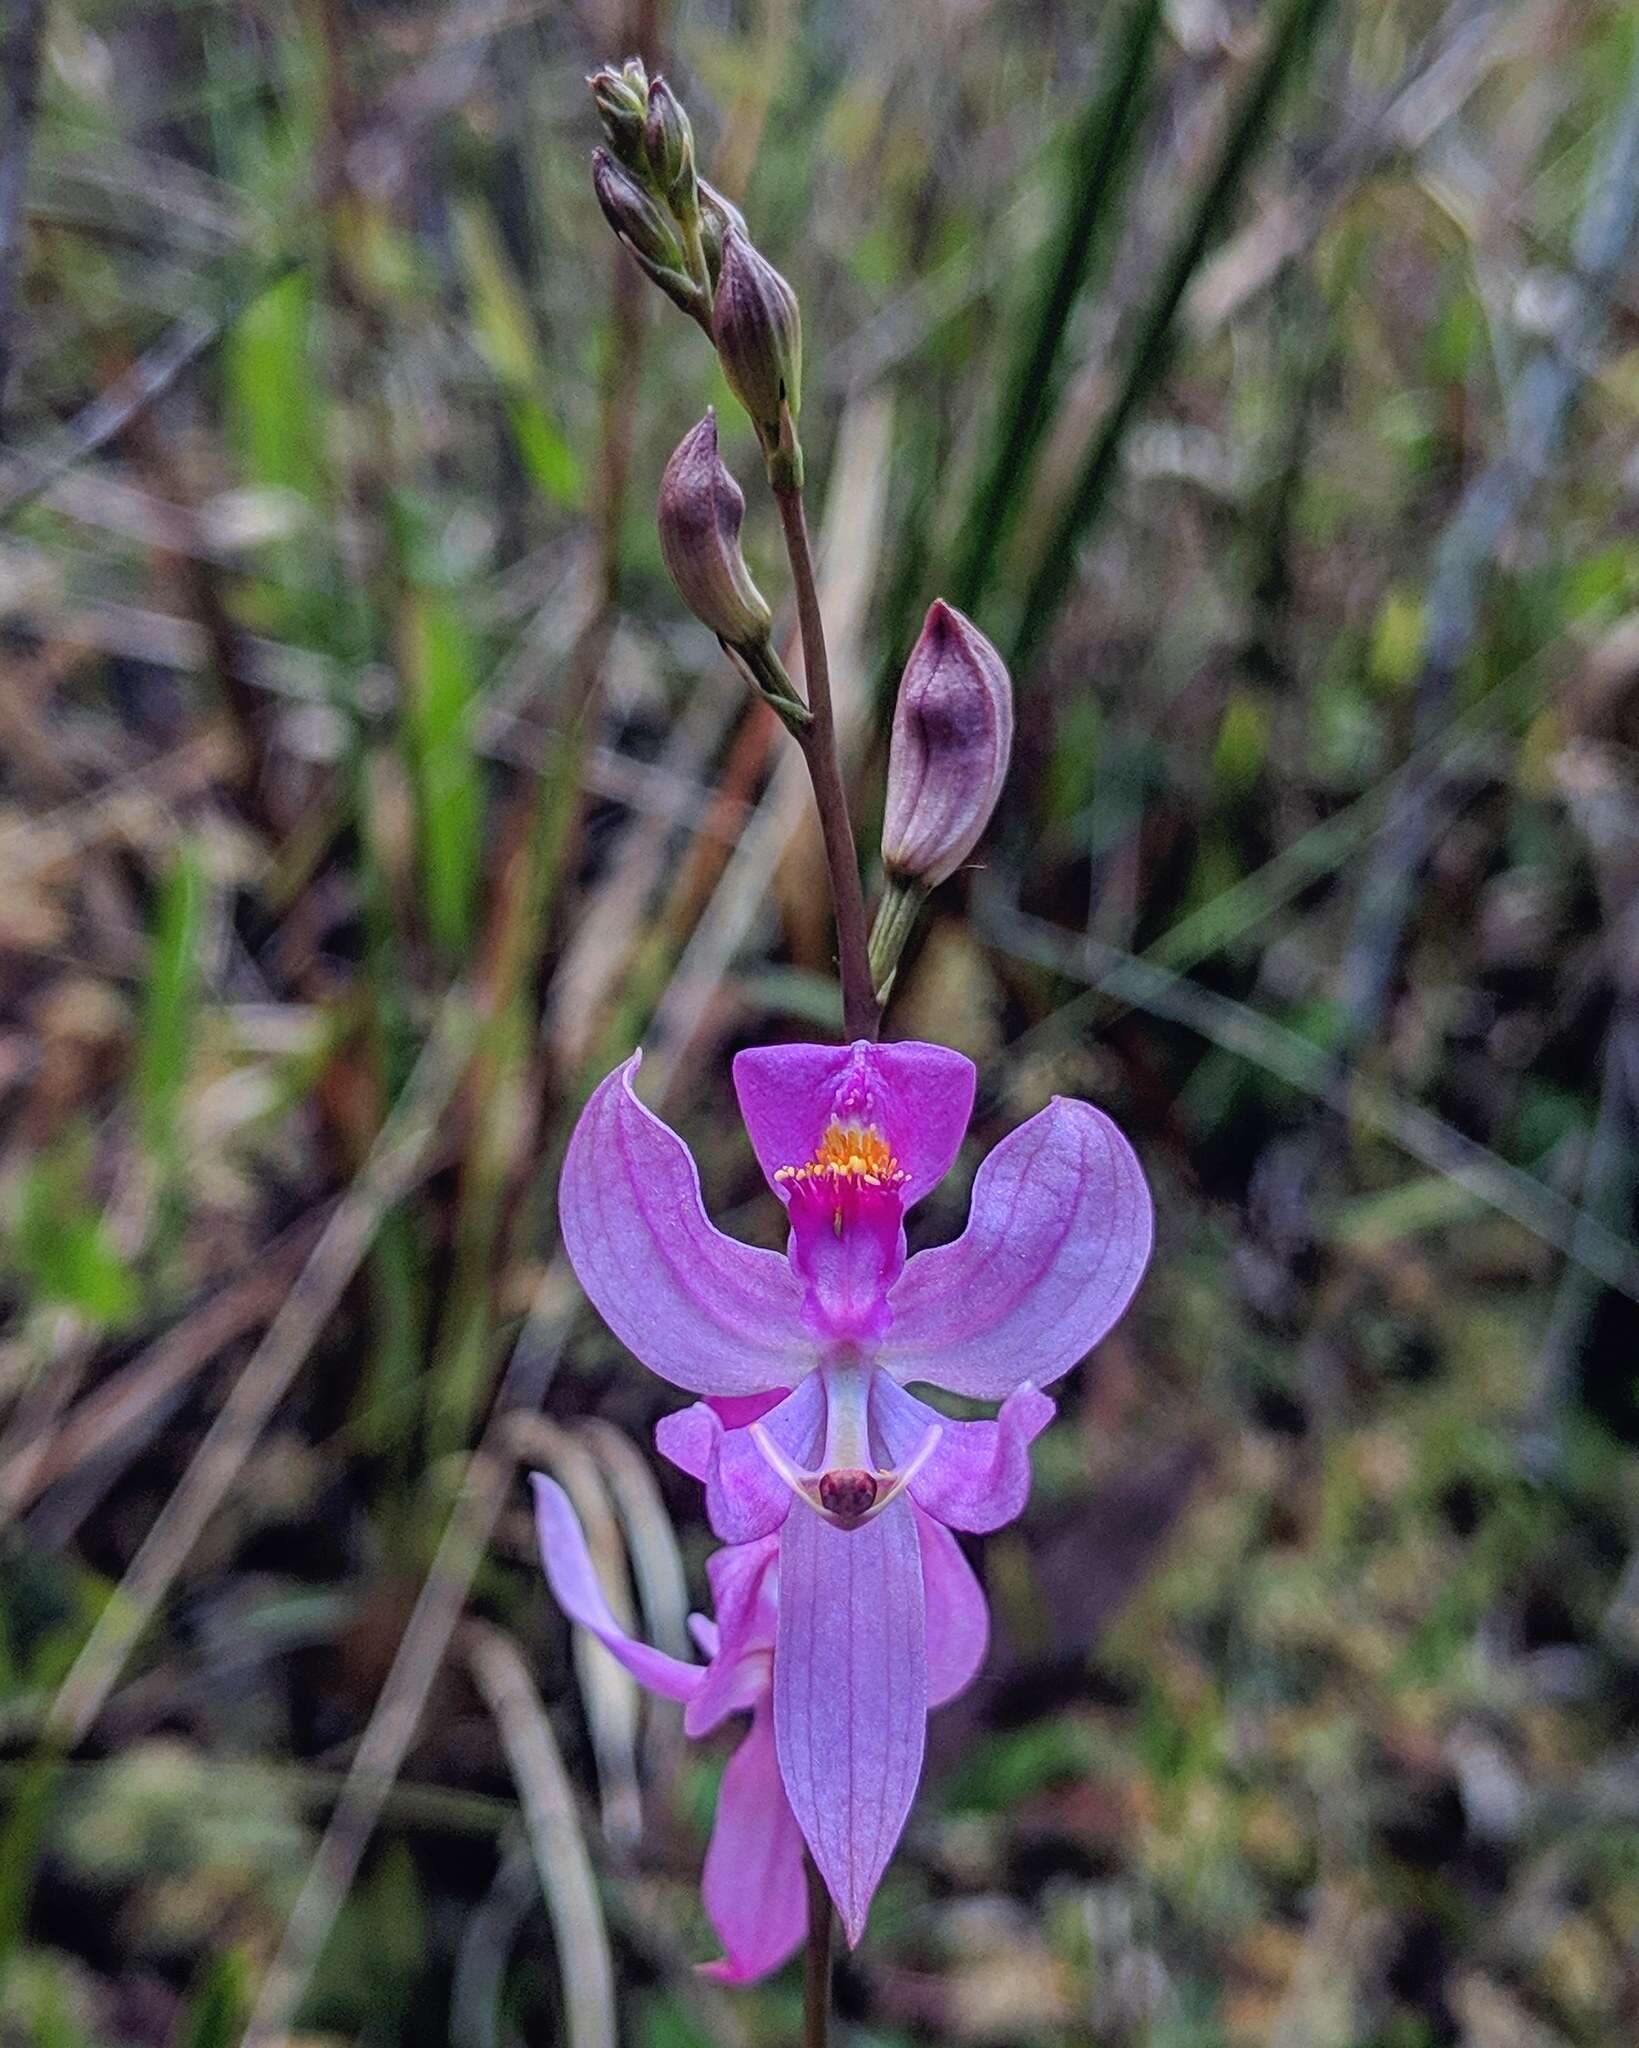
[238,1263,578,2047]
[45,1003,474,1750]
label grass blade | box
[949,0,1164,614]
[1012,0,1338,674]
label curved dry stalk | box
[504,1411,643,1843]
[465,1621,618,2048]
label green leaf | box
[136,843,205,1169]
[399,587,485,961]
[11,1138,138,1327]
[454,199,582,506]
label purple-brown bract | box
[550,1039,1153,1951]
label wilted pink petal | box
[873,1377,1056,1532]
[700,1702,807,1983]
[733,1040,975,1207]
[657,1377,824,1542]
[774,1493,926,1946]
[686,1535,778,1736]
[918,1507,989,1707]
[532,1475,703,1703]
[560,1053,809,1395]
[882,1097,1152,1400]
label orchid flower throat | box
[755,1119,940,1530]
[773,1119,908,1237]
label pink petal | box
[700,1701,807,1983]
[532,1475,702,1702]
[656,1376,824,1543]
[733,1040,975,1205]
[917,1506,989,1708]
[685,1536,778,1736]
[881,1097,1152,1399]
[560,1054,810,1396]
[707,1390,789,1428]
[774,1494,927,1946]
[873,1375,1056,1533]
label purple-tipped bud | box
[591,149,705,320]
[592,148,680,269]
[658,411,773,650]
[711,228,802,446]
[880,600,1014,888]
[589,58,649,169]
[698,180,747,288]
[643,75,697,212]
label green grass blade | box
[949,0,1164,614]
[399,586,484,965]
[1012,0,1338,675]
[135,841,205,1174]
[453,197,582,507]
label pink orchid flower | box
[558,1039,1151,1944]
[532,1472,988,1981]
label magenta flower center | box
[774,1119,908,1231]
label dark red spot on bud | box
[818,1469,878,1522]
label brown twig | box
[803,1853,834,2048]
[0,1210,326,1520]
[774,482,878,1040]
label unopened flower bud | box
[658,411,773,650]
[697,180,747,288]
[880,600,1013,888]
[589,58,649,169]
[711,228,802,475]
[591,148,706,322]
[642,75,697,213]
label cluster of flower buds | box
[589,61,803,488]
[869,601,1014,993]
[590,59,713,324]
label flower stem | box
[773,479,880,1043]
[802,1852,834,2048]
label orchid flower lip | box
[749,1413,943,1530]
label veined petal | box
[532,1475,702,1703]
[656,1377,824,1543]
[560,1054,809,1395]
[686,1536,778,1737]
[774,1492,926,1946]
[917,1506,989,1708]
[881,1097,1152,1399]
[733,1040,975,1206]
[701,1701,807,1983]
[873,1376,1055,1533]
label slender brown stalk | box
[802,1853,834,2048]
[773,482,878,1040]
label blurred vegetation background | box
[2,0,1639,2043]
